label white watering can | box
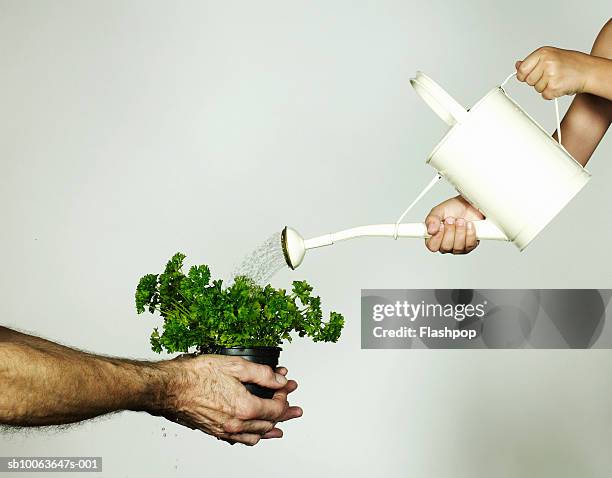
[281,71,590,269]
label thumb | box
[515,60,522,70]
[425,214,441,235]
[232,360,287,389]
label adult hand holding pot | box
[155,354,302,446]
[0,326,301,447]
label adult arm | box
[0,326,301,445]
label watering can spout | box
[281,221,508,270]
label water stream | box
[231,232,287,285]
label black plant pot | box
[200,346,282,399]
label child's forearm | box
[554,93,611,166]
[553,20,612,166]
[584,55,612,101]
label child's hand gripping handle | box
[403,220,507,241]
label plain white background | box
[1,1,611,476]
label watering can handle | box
[469,220,508,241]
[500,72,563,145]
[314,220,508,245]
[411,71,564,144]
[410,71,468,126]
[396,220,507,241]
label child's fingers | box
[525,58,545,86]
[465,222,478,252]
[425,222,444,252]
[534,75,549,94]
[453,219,467,253]
[541,87,557,100]
[454,219,467,252]
[516,50,541,82]
[425,214,442,235]
[440,218,456,253]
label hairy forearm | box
[0,327,167,426]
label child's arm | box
[424,19,611,254]
[516,23,612,101]
[516,19,612,165]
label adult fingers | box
[271,380,301,422]
[226,433,263,447]
[465,222,478,253]
[271,381,301,419]
[229,359,287,390]
[276,366,288,376]
[273,379,298,400]
[262,428,284,439]
[440,218,456,253]
[426,222,444,252]
[266,382,298,414]
[453,218,467,254]
[223,418,275,435]
[241,394,289,422]
[277,406,303,423]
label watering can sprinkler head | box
[281,226,306,270]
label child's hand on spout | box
[515,46,597,99]
[425,196,484,254]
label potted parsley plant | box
[135,253,344,398]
